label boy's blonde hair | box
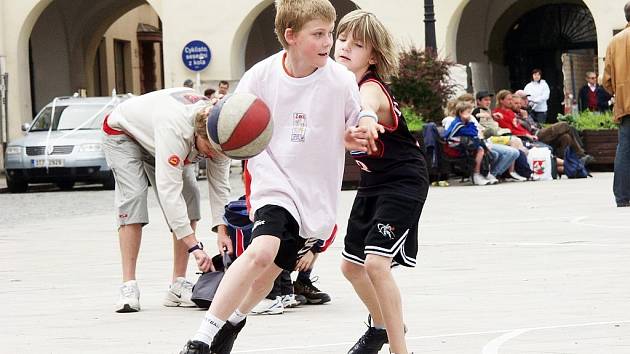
[274,0,336,49]
[337,10,399,80]
[455,101,474,116]
[194,105,211,140]
[457,93,475,104]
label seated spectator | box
[473,91,528,154]
[494,90,537,143]
[578,72,611,112]
[443,101,492,185]
[514,90,594,164]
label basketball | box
[206,93,273,160]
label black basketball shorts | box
[342,195,425,267]
[251,205,318,271]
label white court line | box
[233,328,511,353]
[570,216,630,230]
[233,320,630,353]
[481,320,630,354]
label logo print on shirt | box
[253,220,266,231]
[291,113,307,142]
[377,223,396,239]
[168,155,181,167]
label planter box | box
[582,129,618,168]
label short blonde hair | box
[194,105,211,140]
[457,93,475,104]
[445,99,457,116]
[274,0,336,49]
[455,101,474,116]
[336,10,399,80]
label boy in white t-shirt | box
[180,1,370,353]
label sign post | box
[182,40,211,91]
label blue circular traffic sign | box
[182,40,211,72]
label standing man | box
[524,69,550,124]
[603,2,630,208]
[211,81,230,101]
[103,88,232,312]
[578,71,612,112]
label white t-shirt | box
[107,88,231,238]
[237,51,361,240]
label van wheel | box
[7,177,28,193]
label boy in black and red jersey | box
[335,10,429,354]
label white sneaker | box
[473,173,490,186]
[486,173,499,184]
[116,280,140,313]
[509,171,527,182]
[164,277,196,307]
[281,294,301,308]
[250,296,284,315]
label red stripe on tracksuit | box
[236,229,245,257]
[318,224,337,253]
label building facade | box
[1,0,629,161]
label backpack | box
[223,198,253,258]
[563,146,590,179]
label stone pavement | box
[1,172,629,354]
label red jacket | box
[493,107,530,136]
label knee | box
[341,260,366,282]
[243,248,275,269]
[364,256,391,280]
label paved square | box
[1,172,629,353]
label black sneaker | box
[293,277,331,304]
[347,326,388,354]
[180,340,210,354]
[295,294,308,306]
[209,319,247,354]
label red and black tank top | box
[351,71,428,201]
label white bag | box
[527,146,553,181]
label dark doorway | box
[139,41,156,93]
[504,4,597,122]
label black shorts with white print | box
[342,195,425,267]
[251,205,318,271]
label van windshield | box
[29,104,111,132]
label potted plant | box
[558,111,618,167]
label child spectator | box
[444,101,493,185]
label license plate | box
[32,159,64,167]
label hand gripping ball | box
[206,93,273,160]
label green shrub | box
[401,106,425,132]
[391,48,457,124]
[557,111,617,131]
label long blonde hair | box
[336,10,399,80]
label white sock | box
[192,313,225,345]
[228,309,247,325]
[373,323,386,330]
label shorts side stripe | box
[364,229,409,255]
[342,250,365,266]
